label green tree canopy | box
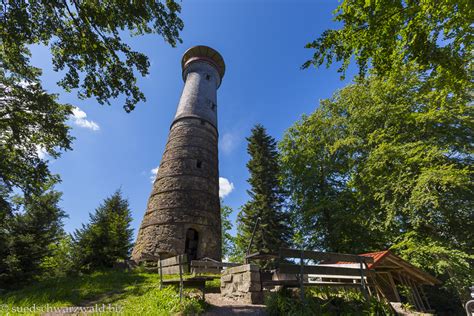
[236,124,291,266]
[279,65,473,307]
[73,189,133,271]
[0,186,67,288]
[1,0,184,226]
[0,71,73,203]
[1,0,183,112]
[304,0,472,98]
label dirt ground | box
[203,293,266,316]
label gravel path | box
[204,294,266,316]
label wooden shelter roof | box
[334,250,440,286]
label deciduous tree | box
[279,65,473,307]
[1,0,183,112]
[304,0,472,99]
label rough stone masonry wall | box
[221,264,263,304]
[132,117,221,261]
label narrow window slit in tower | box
[196,160,202,168]
[205,74,211,81]
[211,102,217,111]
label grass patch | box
[0,270,208,315]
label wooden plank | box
[310,274,362,279]
[386,256,439,285]
[359,259,369,300]
[278,263,372,277]
[160,254,188,267]
[192,267,221,274]
[263,280,365,287]
[163,276,214,283]
[419,286,432,311]
[399,273,416,309]
[279,248,374,264]
[387,272,401,302]
[410,278,426,312]
[190,260,240,268]
[161,265,190,275]
[245,251,279,260]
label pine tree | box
[0,187,67,288]
[236,124,291,266]
[73,190,133,271]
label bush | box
[265,287,393,316]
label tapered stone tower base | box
[132,46,225,262]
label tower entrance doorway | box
[185,228,199,260]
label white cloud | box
[71,107,100,131]
[36,146,48,159]
[219,177,234,198]
[220,132,239,154]
[150,166,159,183]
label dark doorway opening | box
[185,228,199,261]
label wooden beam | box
[386,255,439,285]
[263,280,365,287]
[279,263,373,277]
[359,259,369,300]
[191,267,221,274]
[410,278,426,312]
[190,260,240,268]
[160,254,188,268]
[420,286,432,311]
[161,265,190,275]
[400,273,419,310]
[387,272,401,302]
[279,248,374,264]
[300,250,305,302]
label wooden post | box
[400,273,417,310]
[359,258,369,301]
[420,286,432,311]
[300,249,305,302]
[405,276,421,311]
[179,255,184,302]
[158,255,163,290]
[409,278,426,312]
[363,261,373,297]
[387,272,401,302]
[246,217,260,264]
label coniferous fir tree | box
[0,187,67,288]
[236,124,290,266]
[73,190,133,271]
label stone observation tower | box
[132,46,225,262]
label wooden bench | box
[247,248,375,301]
[155,254,240,301]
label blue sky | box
[31,0,356,237]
